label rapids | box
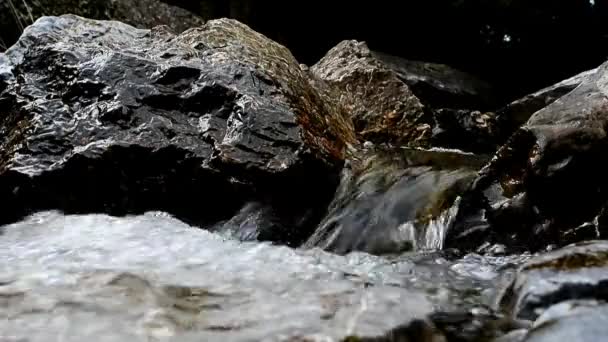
[0,207,529,341]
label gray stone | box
[496,68,597,140]
[522,301,608,342]
[498,241,608,321]
[0,0,206,52]
[447,61,608,252]
[0,15,351,244]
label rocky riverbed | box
[2,12,608,342]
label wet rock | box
[431,109,499,153]
[305,148,487,255]
[498,241,608,321]
[446,61,608,252]
[495,67,598,143]
[493,329,527,342]
[429,310,527,342]
[311,40,498,153]
[311,40,430,147]
[372,51,497,110]
[0,15,351,244]
[520,300,608,342]
[0,0,205,52]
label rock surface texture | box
[499,241,608,321]
[447,62,608,253]
[311,40,431,147]
[491,241,608,342]
[0,0,205,52]
[311,40,499,153]
[0,15,350,244]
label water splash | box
[398,196,462,251]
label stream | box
[0,148,531,341]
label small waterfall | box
[400,196,462,251]
[208,202,273,241]
[305,147,487,255]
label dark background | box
[2,0,607,103]
[165,0,608,103]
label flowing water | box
[305,147,488,255]
[0,148,532,341]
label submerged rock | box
[498,241,608,321]
[0,15,351,244]
[446,61,608,252]
[311,40,498,153]
[0,0,205,52]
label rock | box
[520,300,608,342]
[311,40,498,153]
[311,40,430,147]
[431,109,499,153]
[497,241,608,321]
[371,51,497,110]
[493,329,527,342]
[446,61,608,252]
[0,0,205,52]
[0,15,352,245]
[495,68,598,143]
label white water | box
[0,211,435,342]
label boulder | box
[372,51,497,110]
[494,68,598,143]
[446,61,608,252]
[311,40,498,153]
[0,0,205,52]
[0,15,352,245]
[518,300,608,342]
[498,241,608,321]
[310,40,430,147]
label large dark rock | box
[311,40,498,152]
[0,15,352,244]
[517,300,608,342]
[494,68,598,144]
[371,51,497,111]
[0,0,205,52]
[446,61,608,252]
[498,241,608,321]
